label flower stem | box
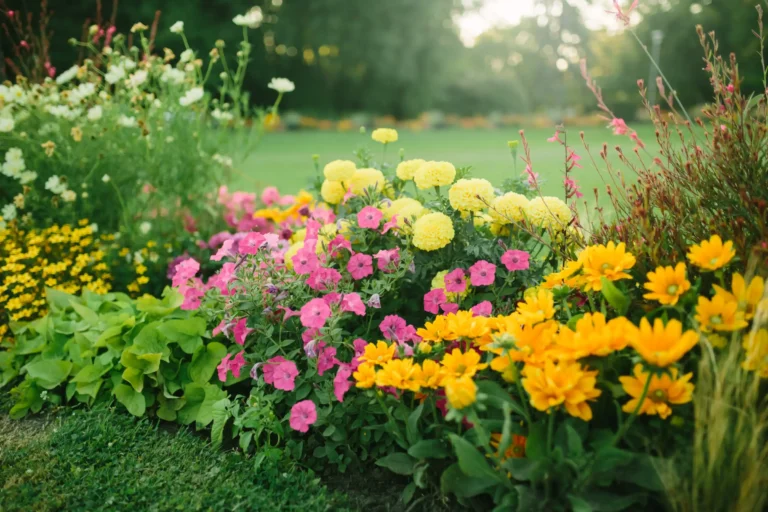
[547,407,556,454]
[612,371,652,446]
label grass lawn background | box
[236,125,658,205]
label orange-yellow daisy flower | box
[686,235,735,271]
[627,318,699,367]
[521,360,601,421]
[440,348,488,379]
[619,364,694,419]
[713,273,766,320]
[578,241,636,292]
[695,295,749,332]
[643,262,691,305]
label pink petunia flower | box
[238,232,266,255]
[302,329,323,357]
[347,253,373,280]
[328,235,353,257]
[501,250,530,271]
[323,292,343,307]
[380,315,407,342]
[444,268,468,294]
[261,186,281,206]
[424,289,447,314]
[469,260,496,287]
[289,400,317,433]
[272,360,299,391]
[211,238,237,261]
[609,118,629,136]
[181,285,204,310]
[292,246,319,275]
[471,301,493,317]
[233,318,254,345]
[172,258,200,287]
[333,364,353,402]
[374,248,400,273]
[213,318,233,338]
[262,356,287,385]
[217,351,246,382]
[440,303,460,314]
[317,344,339,376]
[341,293,366,316]
[381,215,399,234]
[300,298,332,329]
[306,267,342,291]
[357,206,383,229]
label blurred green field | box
[235,125,657,203]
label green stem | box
[547,407,556,454]
[513,362,532,424]
[612,371,652,446]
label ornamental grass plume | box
[660,294,768,512]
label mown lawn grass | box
[0,405,352,512]
[236,125,657,205]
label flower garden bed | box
[1,6,767,512]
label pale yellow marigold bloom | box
[412,212,454,251]
[448,178,495,213]
[348,168,385,195]
[396,159,425,181]
[320,179,345,204]
[490,192,529,224]
[413,161,456,189]
[323,160,356,182]
[371,128,398,144]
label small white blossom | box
[0,117,14,133]
[118,115,137,127]
[212,153,233,168]
[179,49,195,64]
[87,105,103,121]
[56,65,80,85]
[2,159,25,178]
[179,87,204,107]
[105,65,126,84]
[170,21,184,34]
[133,251,144,264]
[19,171,37,184]
[161,66,186,85]
[0,85,12,104]
[1,204,17,221]
[102,174,111,183]
[45,175,68,195]
[211,108,234,122]
[128,70,148,88]
[267,77,295,93]
[233,7,263,28]
[89,223,98,233]
[61,190,77,202]
[9,85,27,105]
[140,221,152,234]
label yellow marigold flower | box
[555,313,630,359]
[371,128,398,144]
[412,212,454,251]
[686,235,735,271]
[627,318,699,367]
[353,363,377,388]
[396,159,425,181]
[489,192,529,225]
[359,341,397,366]
[413,161,456,190]
[516,288,555,325]
[417,315,457,343]
[443,375,477,409]
[521,360,601,421]
[375,358,420,391]
[578,242,636,292]
[418,359,443,388]
[382,197,425,228]
[489,222,510,237]
[542,261,583,290]
[348,168,386,195]
[643,263,691,306]
[695,295,749,332]
[323,160,356,182]
[742,328,768,378]
[525,196,572,230]
[440,348,487,379]
[619,364,694,420]
[448,178,495,213]
[713,273,765,320]
[320,179,345,204]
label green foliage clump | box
[0,405,349,511]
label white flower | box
[0,85,11,104]
[233,7,263,28]
[87,105,103,121]
[118,115,137,127]
[2,204,17,221]
[102,174,111,183]
[170,21,184,34]
[128,70,148,88]
[140,221,152,234]
[9,85,27,105]
[19,171,37,184]
[211,108,234,122]
[267,77,295,94]
[0,117,14,133]
[179,49,195,64]
[161,66,186,85]
[89,223,98,233]
[56,65,80,85]
[133,251,145,264]
[212,153,233,168]
[39,122,60,136]
[81,191,89,198]
[179,87,204,107]
[45,175,68,194]
[2,159,25,178]
[5,148,23,163]
[123,59,137,71]
[61,190,77,202]
[68,82,96,104]
[105,65,126,84]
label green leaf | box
[592,445,634,476]
[122,367,144,392]
[408,439,451,459]
[505,458,544,481]
[188,342,227,384]
[565,423,584,458]
[568,495,592,512]
[210,398,231,448]
[156,393,184,421]
[24,360,73,389]
[613,454,664,491]
[68,300,100,327]
[120,349,162,374]
[71,363,112,383]
[177,384,206,425]
[195,384,228,427]
[375,452,416,476]
[584,491,646,511]
[46,288,76,311]
[448,434,502,482]
[600,277,630,315]
[401,482,416,504]
[75,379,103,399]
[157,318,206,354]
[136,287,183,316]
[131,324,169,359]
[477,380,528,417]
[524,420,547,461]
[440,463,496,499]
[114,383,146,416]
[406,403,423,445]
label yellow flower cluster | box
[542,241,636,292]
[412,212,455,251]
[0,220,112,326]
